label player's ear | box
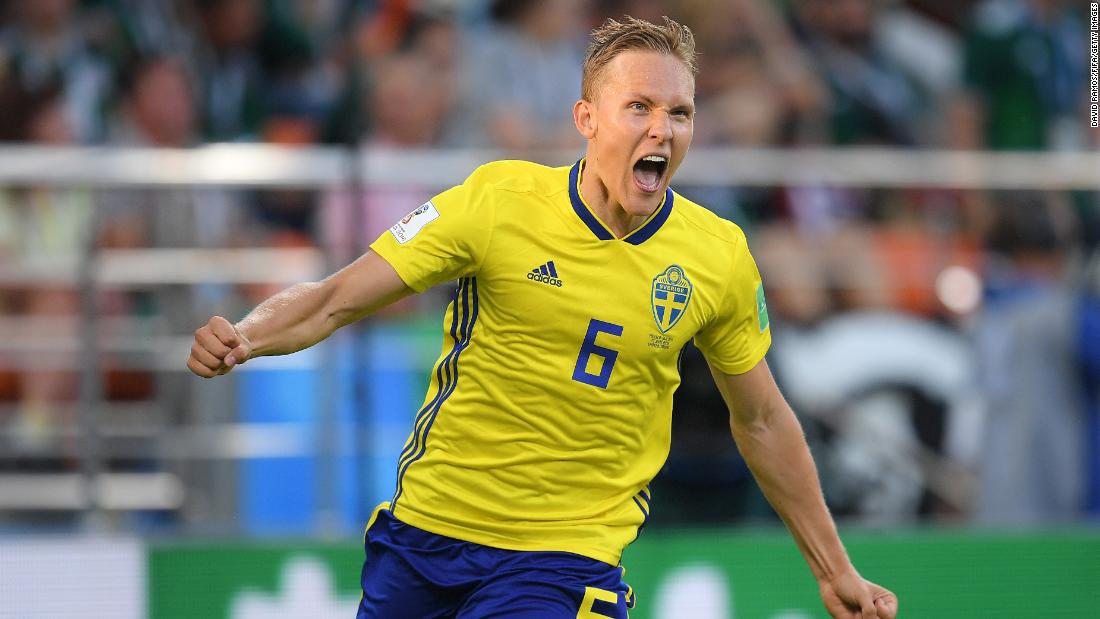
[574,99,596,139]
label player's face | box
[577,50,694,218]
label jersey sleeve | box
[369,166,496,292]
[693,233,772,375]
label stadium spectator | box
[398,10,462,102]
[950,0,1088,151]
[790,0,928,146]
[776,0,960,290]
[974,192,1091,524]
[322,8,463,256]
[685,0,827,147]
[349,0,420,61]
[754,222,892,318]
[0,0,113,142]
[83,0,200,80]
[0,90,91,458]
[366,51,453,147]
[255,0,347,144]
[446,0,588,149]
[100,56,244,259]
[656,0,828,229]
[947,0,1097,287]
[322,50,452,279]
[107,56,197,149]
[328,7,460,144]
[191,0,269,141]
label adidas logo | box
[527,260,563,287]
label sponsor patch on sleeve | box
[756,282,770,332]
[388,201,440,244]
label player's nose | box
[648,110,673,142]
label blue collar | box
[568,159,674,245]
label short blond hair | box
[581,16,698,102]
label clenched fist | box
[187,316,252,378]
[819,570,898,619]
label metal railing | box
[0,144,1097,188]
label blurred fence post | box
[77,200,104,528]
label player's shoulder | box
[670,191,749,249]
[466,159,568,198]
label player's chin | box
[623,187,666,216]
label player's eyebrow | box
[628,93,694,113]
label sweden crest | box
[651,265,692,333]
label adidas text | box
[527,272,563,287]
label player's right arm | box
[187,250,412,378]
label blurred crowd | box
[0,0,1094,151]
[0,0,1098,530]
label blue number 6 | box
[572,319,624,389]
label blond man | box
[189,16,897,619]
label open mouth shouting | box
[632,154,668,194]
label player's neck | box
[577,161,649,239]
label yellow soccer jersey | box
[370,159,771,565]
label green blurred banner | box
[148,542,361,619]
[621,529,1100,618]
[148,530,1100,619]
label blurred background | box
[0,0,1098,617]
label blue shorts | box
[356,508,634,618]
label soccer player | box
[188,16,898,619]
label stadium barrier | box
[0,145,1098,189]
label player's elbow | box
[316,278,356,331]
[728,398,785,440]
[319,272,381,333]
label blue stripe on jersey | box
[568,161,615,241]
[391,278,478,508]
[624,188,674,246]
[629,487,652,543]
[547,261,558,278]
[393,279,465,471]
[406,277,478,467]
[391,278,469,506]
[637,488,651,516]
[540,265,549,276]
[394,278,471,484]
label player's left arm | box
[709,358,898,619]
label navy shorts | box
[356,509,634,618]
